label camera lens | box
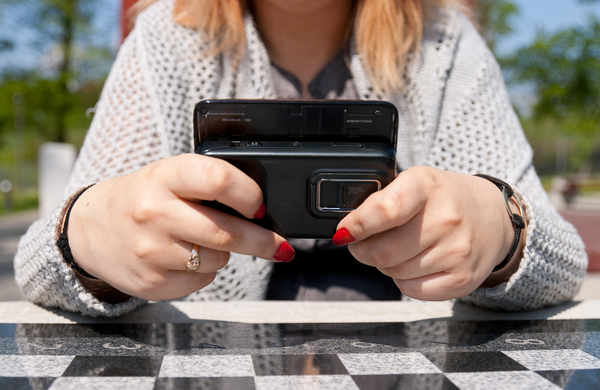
[374,109,382,116]
[200,107,208,114]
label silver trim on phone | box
[316,178,382,213]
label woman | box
[14,0,587,316]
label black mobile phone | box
[193,99,398,238]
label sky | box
[1,0,600,73]
[497,0,600,55]
[0,1,121,73]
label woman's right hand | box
[66,154,294,301]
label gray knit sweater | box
[14,0,587,316]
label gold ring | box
[186,245,200,271]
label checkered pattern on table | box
[1,350,599,390]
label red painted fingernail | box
[253,202,266,219]
[273,242,295,262]
[332,228,355,246]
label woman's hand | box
[333,166,525,301]
[67,154,294,301]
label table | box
[1,300,599,389]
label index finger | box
[171,199,295,262]
[333,170,428,245]
[163,154,264,219]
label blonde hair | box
[132,0,466,91]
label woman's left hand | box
[333,166,524,301]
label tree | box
[504,17,600,122]
[2,0,112,143]
[0,2,15,53]
[0,0,115,201]
[504,16,600,172]
[0,40,13,53]
[472,0,519,54]
[32,0,97,143]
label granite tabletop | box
[1,300,599,389]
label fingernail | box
[273,241,295,262]
[253,202,266,219]
[332,228,355,246]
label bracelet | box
[56,184,98,279]
[475,174,526,273]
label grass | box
[0,188,38,217]
[540,175,600,196]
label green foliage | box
[1,0,110,143]
[0,72,102,211]
[471,0,600,174]
[0,1,15,54]
[521,117,600,175]
[503,16,600,173]
[504,17,600,123]
[12,0,98,50]
[0,189,38,216]
[0,0,112,212]
[474,0,520,53]
[0,40,13,52]
[0,72,102,150]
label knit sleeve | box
[13,18,170,316]
[462,167,587,310]
[427,14,587,310]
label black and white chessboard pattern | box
[2,348,600,390]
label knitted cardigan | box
[14,0,587,317]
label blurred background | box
[0,0,599,300]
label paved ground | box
[1,202,599,302]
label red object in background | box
[561,211,600,272]
[121,0,139,42]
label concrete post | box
[38,143,77,218]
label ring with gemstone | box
[186,245,200,271]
